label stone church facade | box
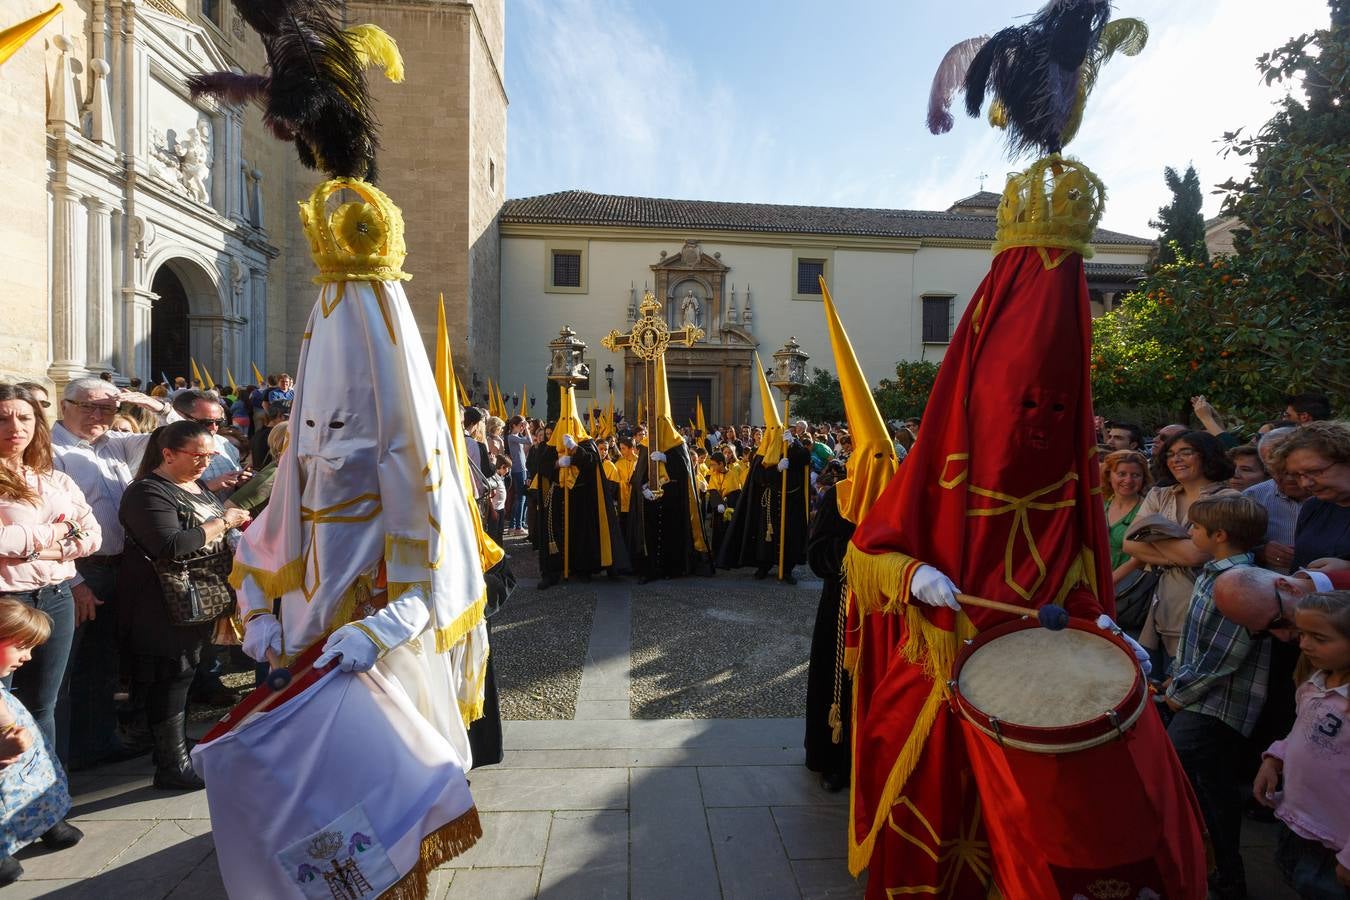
[497,191,1152,426]
[0,0,505,390]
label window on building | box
[551,250,582,288]
[922,295,953,343]
[202,0,223,27]
[489,159,496,190]
[796,258,826,295]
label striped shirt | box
[1243,478,1305,547]
[1167,552,1271,736]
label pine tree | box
[1148,164,1209,267]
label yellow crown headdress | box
[992,154,1106,259]
[298,178,411,284]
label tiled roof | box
[947,190,1003,210]
[1085,261,1147,279]
[501,190,1154,246]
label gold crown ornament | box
[992,154,1106,259]
[298,178,411,284]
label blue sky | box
[504,0,1332,237]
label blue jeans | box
[1276,824,1350,900]
[510,471,528,530]
[2,580,75,760]
[1167,710,1248,895]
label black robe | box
[530,439,627,578]
[716,439,811,574]
[626,443,709,579]
[467,559,515,769]
[804,486,853,779]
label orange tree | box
[1093,3,1348,430]
[874,360,940,422]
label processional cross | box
[601,291,703,497]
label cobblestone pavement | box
[9,533,1298,898]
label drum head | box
[957,626,1136,729]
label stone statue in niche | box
[679,289,702,333]
[176,119,213,204]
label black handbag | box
[124,505,237,627]
[1113,567,1159,634]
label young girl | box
[0,599,77,885]
[1253,590,1350,898]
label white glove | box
[242,613,282,663]
[910,564,961,610]
[557,455,572,468]
[642,486,656,501]
[562,434,578,450]
[1097,614,1152,677]
[316,587,431,673]
[717,504,726,514]
[776,458,790,472]
[650,450,666,463]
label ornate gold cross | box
[601,291,702,496]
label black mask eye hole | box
[329,420,345,429]
[305,419,316,427]
[1051,402,1066,412]
[1022,399,1038,409]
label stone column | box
[48,183,88,383]
[249,270,267,369]
[224,111,244,222]
[123,286,155,382]
[84,196,115,373]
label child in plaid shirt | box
[1164,494,1270,900]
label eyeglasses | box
[1285,461,1340,482]
[171,449,216,463]
[189,417,226,428]
[1165,448,1198,461]
[1251,586,1294,638]
[65,400,119,415]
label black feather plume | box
[959,0,1113,157]
[190,0,386,181]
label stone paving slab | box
[495,746,805,769]
[444,811,552,869]
[467,767,629,812]
[699,765,847,808]
[791,858,866,899]
[445,866,539,899]
[707,806,801,900]
[538,810,628,899]
[13,818,154,879]
[772,806,851,860]
[630,767,720,900]
[67,774,212,821]
[503,717,804,751]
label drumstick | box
[264,649,292,691]
[955,593,1070,631]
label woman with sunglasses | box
[117,422,250,790]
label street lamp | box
[604,363,615,392]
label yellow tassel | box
[828,702,842,745]
[345,24,406,83]
[988,99,1008,129]
[842,543,919,617]
[229,556,305,598]
[378,807,483,900]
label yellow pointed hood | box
[754,353,785,466]
[652,351,684,453]
[549,383,590,452]
[820,277,897,524]
[0,4,61,67]
[436,295,504,569]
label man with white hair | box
[51,377,170,767]
[1245,427,1308,572]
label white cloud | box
[508,0,1332,236]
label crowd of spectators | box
[0,372,1345,894]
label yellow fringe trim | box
[378,806,483,900]
[848,604,976,876]
[434,592,487,655]
[842,543,921,617]
[230,555,305,598]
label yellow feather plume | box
[345,24,405,84]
